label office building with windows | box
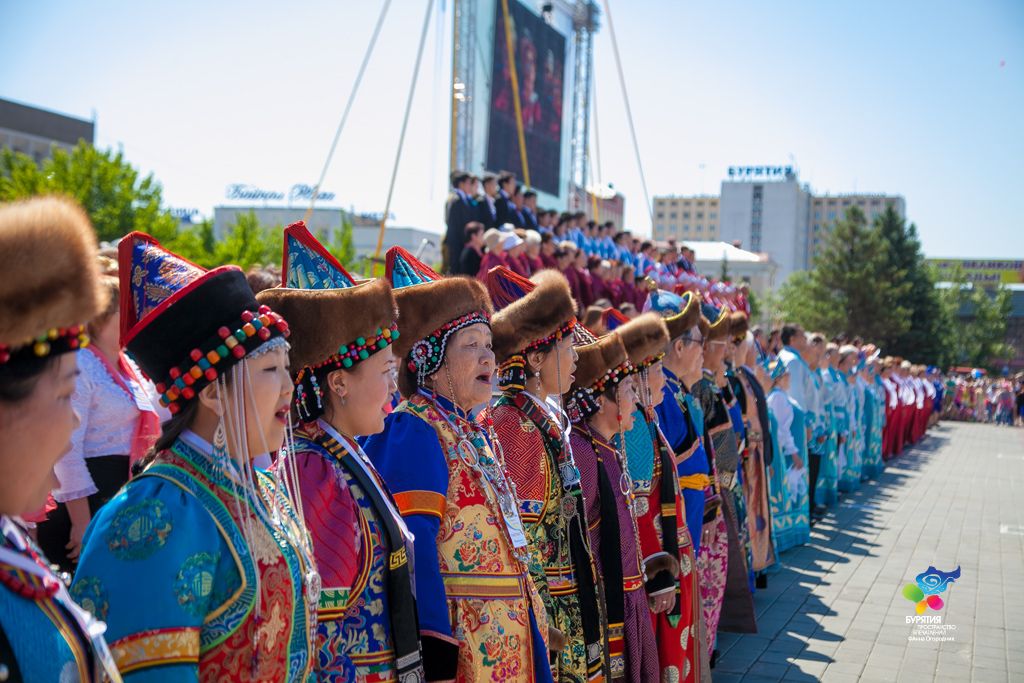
[807,194,906,261]
[652,195,719,241]
[657,168,905,284]
[719,175,811,281]
[0,98,94,163]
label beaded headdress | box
[386,247,492,396]
[564,333,632,423]
[615,312,669,373]
[118,232,290,413]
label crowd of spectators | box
[443,169,751,316]
[943,374,1024,426]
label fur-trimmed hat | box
[615,312,669,370]
[669,292,702,340]
[0,197,106,365]
[704,306,732,341]
[697,315,710,340]
[385,247,492,396]
[728,311,749,342]
[646,289,702,341]
[489,268,576,363]
[259,279,397,372]
[258,278,397,398]
[258,223,397,420]
[564,333,630,423]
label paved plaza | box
[713,422,1024,682]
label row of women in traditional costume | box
[0,197,847,683]
[881,360,936,458]
[813,343,887,502]
[0,199,923,683]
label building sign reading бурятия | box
[728,166,795,179]
[225,184,337,203]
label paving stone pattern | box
[711,422,1024,682]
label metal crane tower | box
[568,0,599,209]
[449,0,599,207]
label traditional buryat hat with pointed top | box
[563,332,631,423]
[118,231,290,414]
[703,304,732,342]
[646,289,702,340]
[0,197,105,367]
[486,264,532,311]
[487,267,577,391]
[728,311,749,343]
[256,222,398,421]
[488,267,576,361]
[384,246,492,396]
[601,307,630,332]
[614,312,669,371]
[281,220,357,290]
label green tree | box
[778,206,910,341]
[160,218,217,268]
[327,218,357,266]
[719,254,730,281]
[0,143,178,243]
[211,212,280,270]
[935,265,1013,370]
[745,284,761,320]
[875,206,944,363]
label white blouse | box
[767,388,799,457]
[52,350,152,503]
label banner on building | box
[928,258,1024,285]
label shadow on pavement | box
[710,430,945,681]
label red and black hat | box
[118,232,290,414]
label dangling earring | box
[213,418,229,469]
[309,374,324,412]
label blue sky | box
[2,0,1022,257]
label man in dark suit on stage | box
[477,172,499,229]
[444,170,478,273]
[521,190,540,232]
[494,171,521,228]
